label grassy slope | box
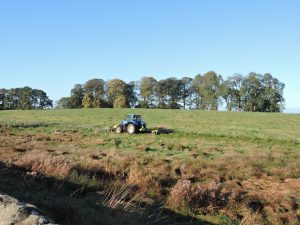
[0,109,299,224]
[0,108,299,142]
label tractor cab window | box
[126,115,133,121]
[133,115,141,121]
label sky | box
[0,0,299,112]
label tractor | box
[115,114,147,134]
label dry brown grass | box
[188,181,232,213]
[135,143,151,151]
[239,212,262,225]
[1,123,299,224]
[13,152,77,177]
[240,176,300,225]
[168,179,231,214]
[101,152,136,177]
[168,179,191,210]
[100,182,153,215]
[127,163,153,187]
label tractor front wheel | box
[115,126,122,134]
[126,124,136,134]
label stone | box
[0,193,58,225]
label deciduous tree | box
[219,74,243,111]
[139,77,157,108]
[69,84,84,108]
[107,79,129,108]
[179,77,193,109]
[56,97,71,109]
[83,79,106,107]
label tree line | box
[56,71,285,112]
[0,87,53,110]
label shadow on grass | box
[0,162,212,225]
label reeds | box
[100,182,153,215]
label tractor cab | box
[123,114,142,123]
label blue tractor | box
[115,114,147,134]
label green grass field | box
[1,109,299,142]
[0,109,299,225]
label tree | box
[126,81,138,108]
[0,89,6,110]
[107,79,129,108]
[228,74,244,111]
[219,74,244,111]
[83,79,106,107]
[7,88,20,109]
[165,77,181,109]
[0,87,52,110]
[3,88,21,109]
[18,86,33,109]
[58,73,285,112]
[69,84,84,108]
[219,80,231,111]
[56,97,71,109]
[241,73,264,112]
[192,72,222,110]
[33,89,52,109]
[113,95,127,108]
[201,71,222,110]
[261,73,285,112]
[179,77,193,109]
[82,93,94,108]
[191,74,204,109]
[156,79,168,109]
[240,72,285,112]
[139,77,157,108]
[155,78,181,109]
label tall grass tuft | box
[100,182,153,215]
[169,180,232,214]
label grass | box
[0,108,299,224]
[1,108,300,141]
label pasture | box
[0,109,299,225]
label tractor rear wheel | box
[127,124,136,134]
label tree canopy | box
[56,73,285,112]
[1,72,284,112]
[0,87,52,110]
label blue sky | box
[0,0,299,112]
